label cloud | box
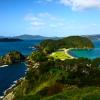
[35,0,100,11]
[60,0,100,10]
[24,13,45,29]
[30,21,45,27]
[24,12,65,30]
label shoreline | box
[2,64,28,100]
[2,77,25,100]
[66,48,93,59]
[64,48,76,59]
[0,62,27,99]
[65,48,75,59]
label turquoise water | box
[70,40,100,59]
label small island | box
[0,38,23,42]
[0,51,25,66]
[39,36,94,54]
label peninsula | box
[3,36,100,100]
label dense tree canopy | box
[39,36,94,54]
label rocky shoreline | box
[2,65,29,100]
[2,77,25,100]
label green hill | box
[39,36,94,54]
[3,36,100,100]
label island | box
[39,36,94,54]
[3,36,100,100]
[0,38,23,42]
[0,51,25,66]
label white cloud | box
[30,21,45,26]
[60,0,100,10]
[24,13,45,28]
[36,0,100,11]
[37,12,57,20]
[24,12,65,30]
[24,14,40,21]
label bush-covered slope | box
[39,36,94,53]
[4,36,99,100]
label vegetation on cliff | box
[13,55,100,100]
[4,36,100,100]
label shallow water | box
[69,40,100,59]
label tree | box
[28,51,47,62]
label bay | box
[0,40,41,96]
[69,40,100,59]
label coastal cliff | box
[3,36,100,100]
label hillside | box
[39,36,94,53]
[0,34,60,41]
[3,36,100,100]
[14,34,55,40]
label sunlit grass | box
[50,49,73,60]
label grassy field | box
[50,49,74,60]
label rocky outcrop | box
[0,51,25,66]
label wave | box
[0,96,4,99]
[3,77,25,97]
[0,65,8,68]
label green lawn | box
[50,49,73,60]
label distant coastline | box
[0,38,23,42]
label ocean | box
[0,40,41,96]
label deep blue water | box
[0,40,41,96]
[0,40,41,56]
[0,63,26,96]
[70,40,100,59]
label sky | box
[0,0,100,37]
